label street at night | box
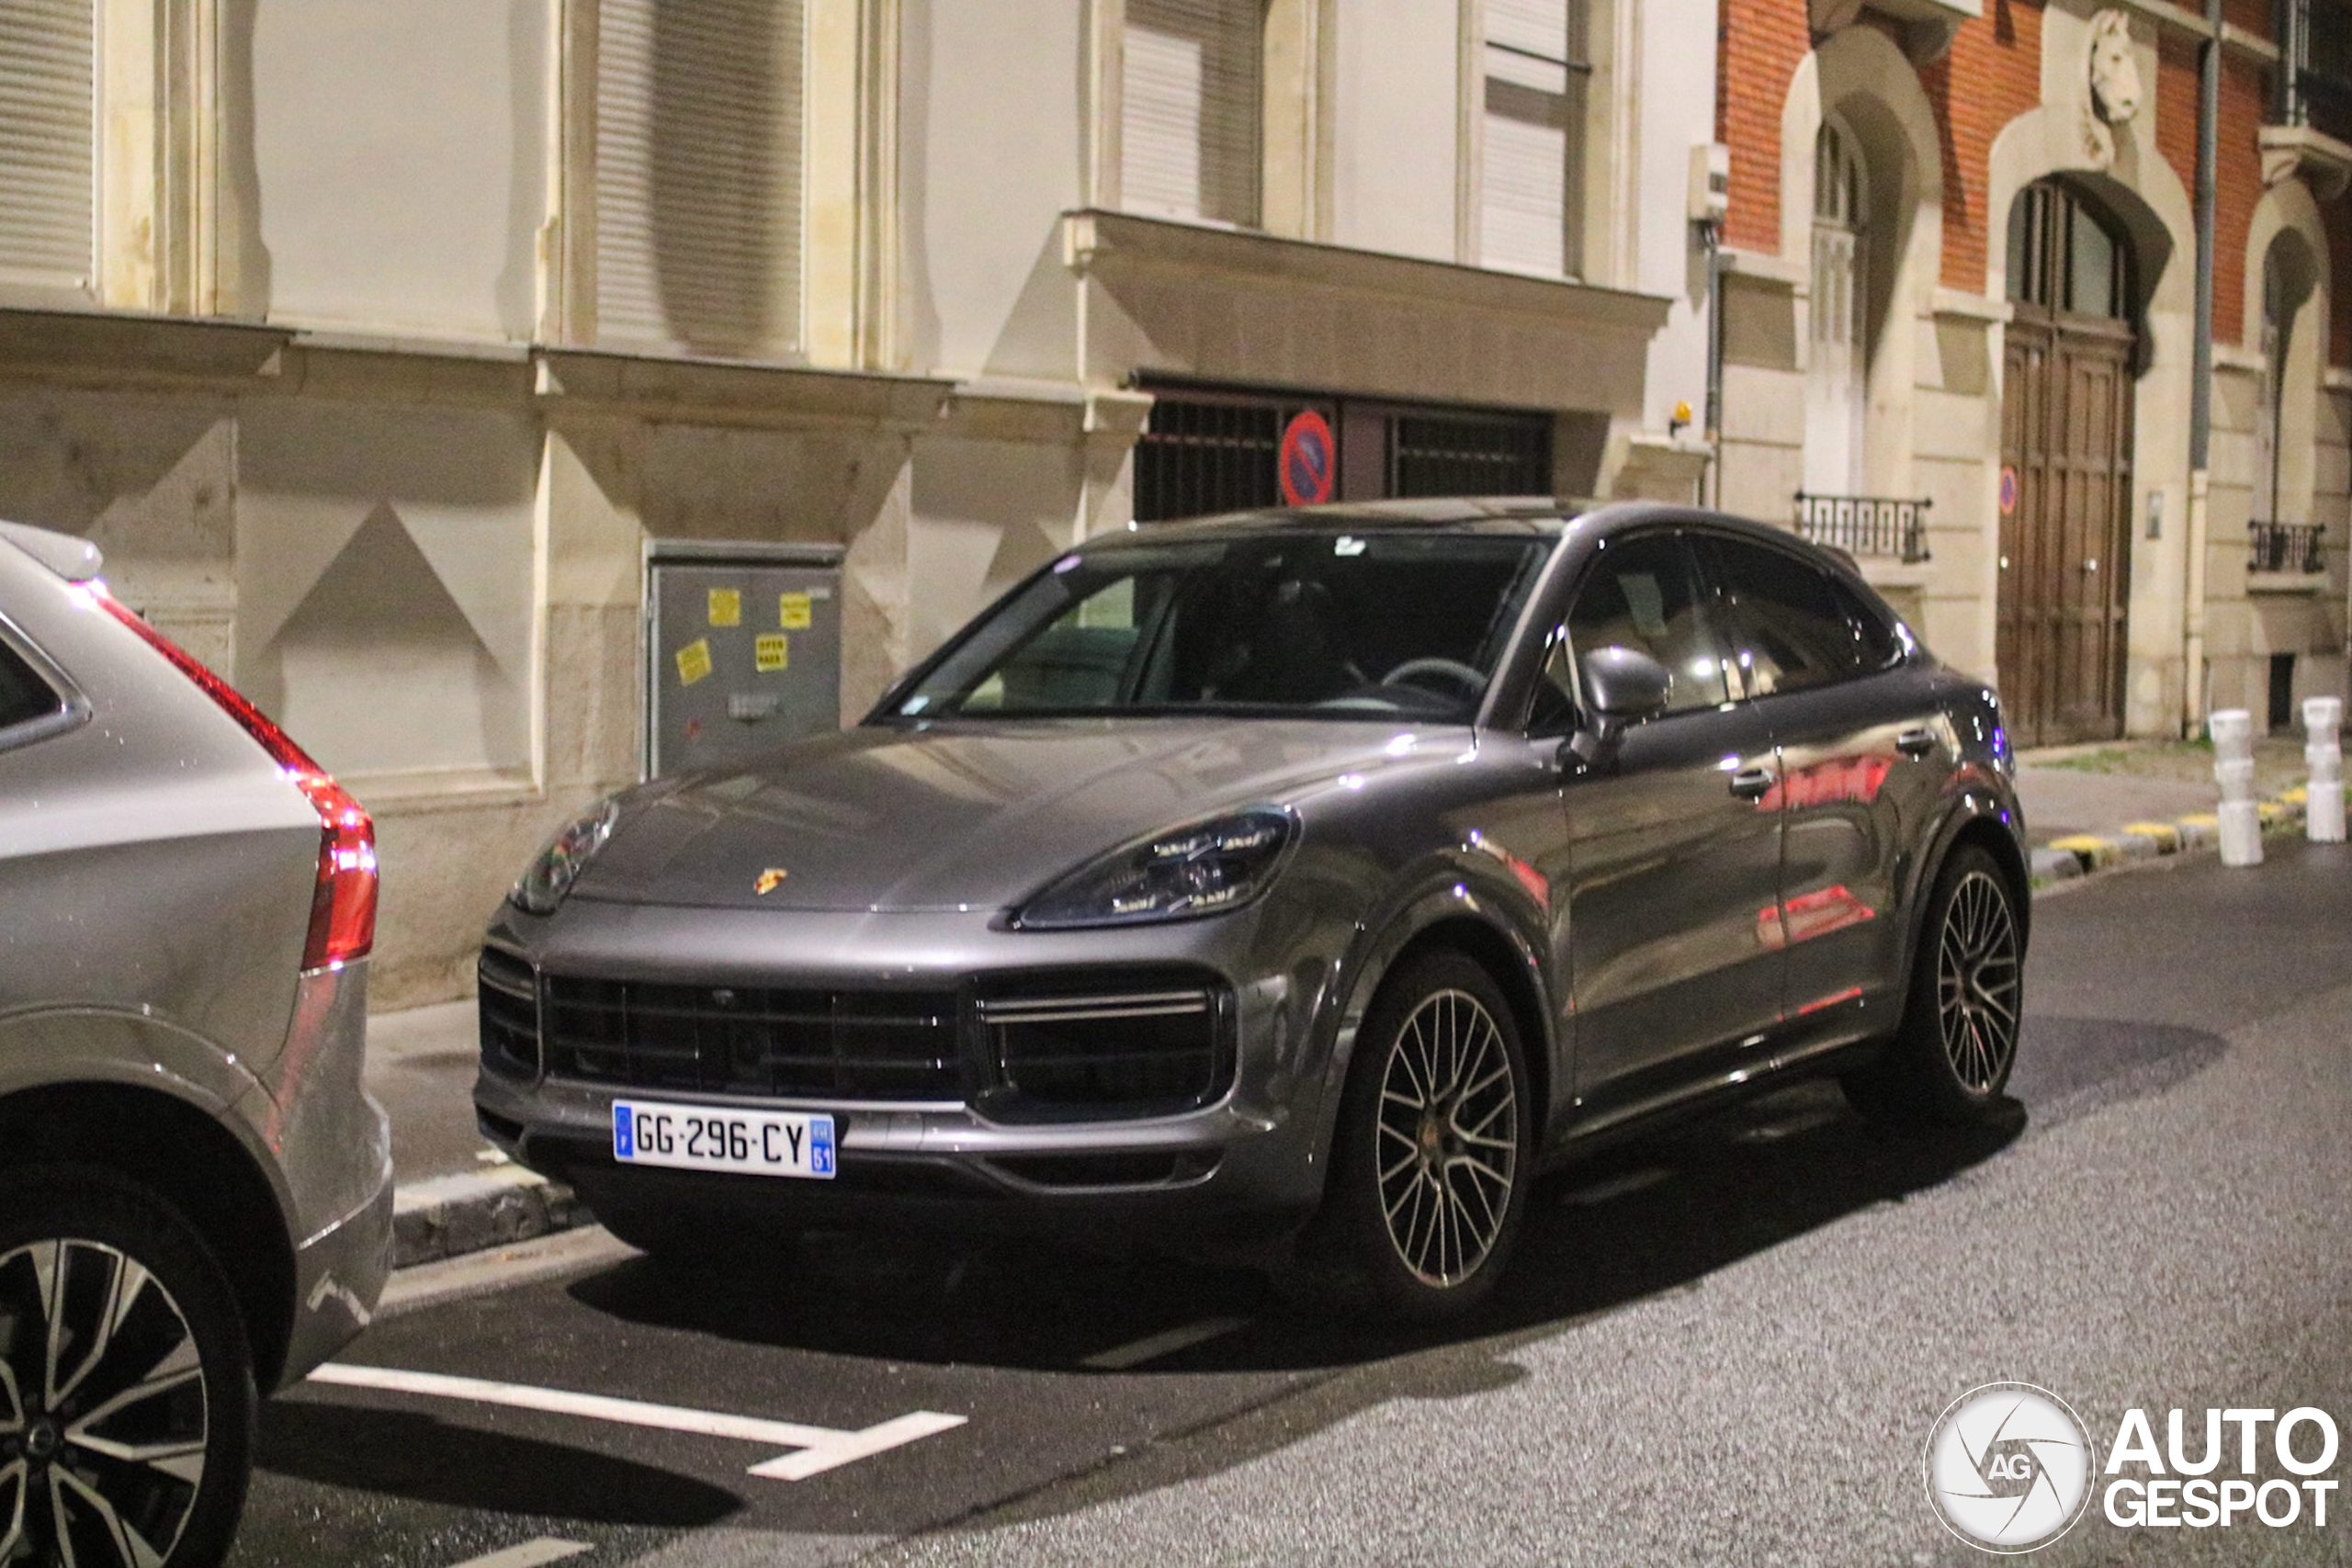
[225,841,2352,1567]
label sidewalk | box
[367,735,2332,1271]
[365,1000,585,1268]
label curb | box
[2030,784,2328,890]
[391,1163,590,1270]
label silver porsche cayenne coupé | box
[475,499,2028,1320]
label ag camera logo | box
[1923,1382,2094,1552]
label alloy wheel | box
[1936,870,2021,1093]
[0,1237,209,1567]
[1374,988,1519,1287]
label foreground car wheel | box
[1295,951,1532,1322]
[0,1170,254,1568]
[1844,843,2023,1126]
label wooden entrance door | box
[1997,183,2136,747]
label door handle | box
[1896,728,1938,758]
[1728,767,1775,801]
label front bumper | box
[471,900,1349,1261]
[477,1071,1316,1259]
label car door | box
[1696,531,1951,1032]
[1552,528,1784,1124]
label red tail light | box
[93,591,378,970]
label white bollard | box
[2211,708,2264,867]
[2306,694,2346,843]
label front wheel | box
[1289,951,1534,1322]
[1843,843,2024,1126]
[0,1168,257,1568]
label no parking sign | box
[1279,411,1336,506]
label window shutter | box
[1480,0,1577,278]
[1123,0,1261,228]
[596,0,802,356]
[0,0,96,292]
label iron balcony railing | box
[1792,493,1932,563]
[2275,0,2352,141]
[2248,520,2327,573]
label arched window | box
[1804,119,1869,494]
[2256,231,2317,525]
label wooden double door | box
[1997,308,2135,747]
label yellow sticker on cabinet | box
[675,638,714,686]
[755,633,789,672]
[707,587,742,626]
[779,592,813,630]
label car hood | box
[570,718,1433,912]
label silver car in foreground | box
[0,523,391,1566]
[478,500,2028,1320]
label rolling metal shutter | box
[1123,0,1261,228]
[1480,0,1580,277]
[0,0,96,292]
[596,0,802,355]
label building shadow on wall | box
[642,1,799,356]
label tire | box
[1842,843,2025,1127]
[1288,950,1534,1323]
[0,1167,257,1568]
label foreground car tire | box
[0,1168,256,1568]
[1292,951,1533,1322]
[1844,843,2024,1127]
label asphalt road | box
[232,841,2352,1567]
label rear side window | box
[0,637,62,733]
[1703,535,1887,696]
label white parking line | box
[1080,1315,1250,1371]
[309,1364,965,1481]
[447,1540,592,1568]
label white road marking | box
[446,1540,592,1568]
[1560,1167,1673,1206]
[309,1364,965,1481]
[1080,1315,1249,1371]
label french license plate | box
[612,1100,836,1179]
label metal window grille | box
[2248,520,2326,573]
[1389,414,1551,498]
[1133,392,1553,522]
[1132,398,1295,523]
[1793,493,1932,562]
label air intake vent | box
[979,983,1231,1118]
[477,947,540,1077]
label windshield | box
[889,530,1552,723]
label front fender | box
[1299,858,1559,1179]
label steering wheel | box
[1379,657,1487,703]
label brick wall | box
[1715,0,2299,344]
[1717,0,1812,252]
[1922,0,2043,294]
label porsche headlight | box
[1015,807,1296,929]
[510,798,620,915]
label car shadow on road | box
[254,1397,742,1528]
[561,1011,2223,1382]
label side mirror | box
[1560,646,1672,773]
[1582,645,1673,720]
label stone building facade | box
[1714,0,2352,747]
[0,0,1720,1004]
